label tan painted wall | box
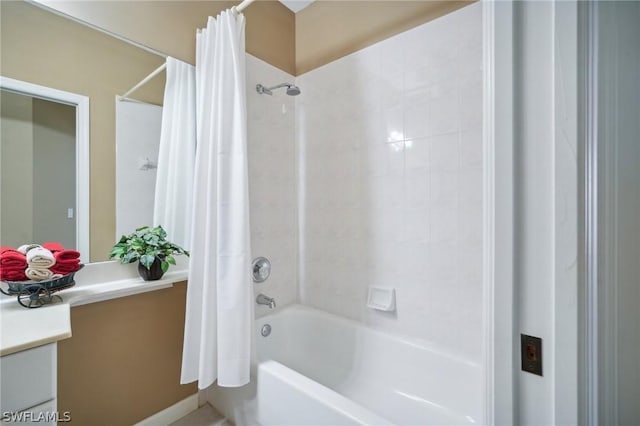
[57,282,196,425]
[295,0,475,75]
[36,0,471,77]
[1,1,166,261]
[35,0,296,75]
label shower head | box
[286,85,301,96]
[256,83,301,96]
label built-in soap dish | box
[367,286,396,312]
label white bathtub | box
[209,304,482,425]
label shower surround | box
[296,3,482,359]
[210,3,483,423]
[246,54,298,314]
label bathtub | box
[208,304,482,425]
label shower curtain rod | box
[233,0,257,14]
[120,0,256,99]
[121,62,166,99]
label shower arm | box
[256,83,291,95]
[264,83,291,91]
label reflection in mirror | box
[1,0,166,260]
[0,77,90,262]
[1,90,75,247]
[115,100,162,238]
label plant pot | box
[138,257,164,281]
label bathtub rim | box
[256,303,482,369]
[256,359,394,426]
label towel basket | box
[0,265,83,308]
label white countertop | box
[0,257,188,356]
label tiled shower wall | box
[296,3,482,359]
[246,55,298,316]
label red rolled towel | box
[0,267,28,282]
[0,251,27,269]
[51,259,81,275]
[54,258,80,267]
[54,250,81,261]
[51,266,80,275]
[0,248,23,256]
[42,242,65,253]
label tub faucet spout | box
[256,293,276,309]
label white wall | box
[513,2,556,424]
[246,54,298,316]
[597,2,640,423]
[553,1,579,424]
[296,3,482,360]
[507,1,579,424]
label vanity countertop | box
[0,258,188,356]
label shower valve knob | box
[252,257,271,283]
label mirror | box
[0,78,90,262]
[1,0,167,261]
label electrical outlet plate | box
[521,334,543,376]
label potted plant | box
[109,226,189,281]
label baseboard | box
[135,393,199,426]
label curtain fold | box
[181,10,252,389]
[153,57,196,249]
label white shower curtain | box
[153,57,196,249]
[181,10,252,389]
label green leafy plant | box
[109,226,189,273]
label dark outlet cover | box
[521,334,543,376]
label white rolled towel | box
[26,267,54,281]
[26,247,56,268]
[18,243,41,254]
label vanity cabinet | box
[0,260,191,424]
[0,343,57,424]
